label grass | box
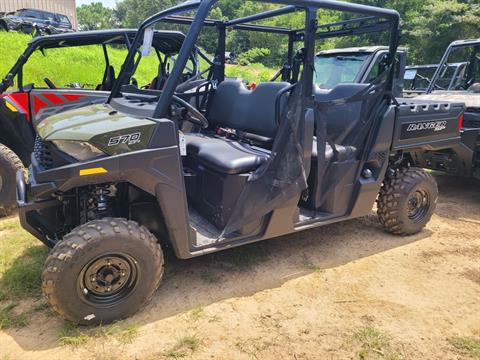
[449,337,480,359]
[189,306,204,321]
[226,62,277,83]
[165,334,200,358]
[0,303,30,329]
[236,337,273,360]
[0,217,49,300]
[58,322,139,346]
[0,32,276,92]
[351,326,401,360]
[302,254,322,272]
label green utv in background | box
[17,0,463,325]
[0,29,199,216]
[412,39,480,179]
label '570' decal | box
[108,132,141,146]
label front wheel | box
[377,167,438,236]
[42,218,164,325]
[0,144,24,217]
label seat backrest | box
[209,80,290,138]
[314,83,368,144]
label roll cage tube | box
[0,30,141,94]
[426,40,480,94]
[107,0,204,104]
[108,0,400,117]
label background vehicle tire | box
[377,167,438,236]
[42,218,164,325]
[0,144,24,217]
[0,22,8,31]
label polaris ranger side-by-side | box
[0,29,202,215]
[403,62,469,94]
[412,39,480,179]
[17,0,463,325]
[312,47,470,172]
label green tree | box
[77,2,115,31]
[406,0,480,64]
[114,0,181,28]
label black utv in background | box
[0,8,73,34]
[412,39,480,179]
[17,0,463,325]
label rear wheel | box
[42,218,164,325]
[0,144,24,217]
[377,167,438,236]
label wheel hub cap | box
[407,189,430,222]
[79,253,139,306]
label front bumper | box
[16,168,61,248]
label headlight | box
[53,140,105,161]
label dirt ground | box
[0,173,479,360]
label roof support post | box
[213,23,226,83]
[302,7,317,98]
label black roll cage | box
[108,0,400,118]
[426,39,480,94]
[0,29,197,94]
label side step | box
[188,207,222,247]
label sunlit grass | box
[0,32,277,91]
[0,217,48,300]
[58,321,139,346]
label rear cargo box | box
[392,99,464,152]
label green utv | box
[17,0,464,325]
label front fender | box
[20,147,193,257]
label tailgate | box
[392,98,464,151]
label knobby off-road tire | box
[0,144,24,217]
[42,218,164,325]
[377,167,438,236]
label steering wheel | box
[171,94,209,128]
[44,78,56,89]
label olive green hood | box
[36,104,156,142]
[36,104,157,156]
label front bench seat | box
[185,134,357,176]
[183,80,290,175]
[185,134,270,175]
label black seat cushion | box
[209,80,290,138]
[185,134,270,175]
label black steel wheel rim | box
[78,253,139,307]
[407,189,430,222]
